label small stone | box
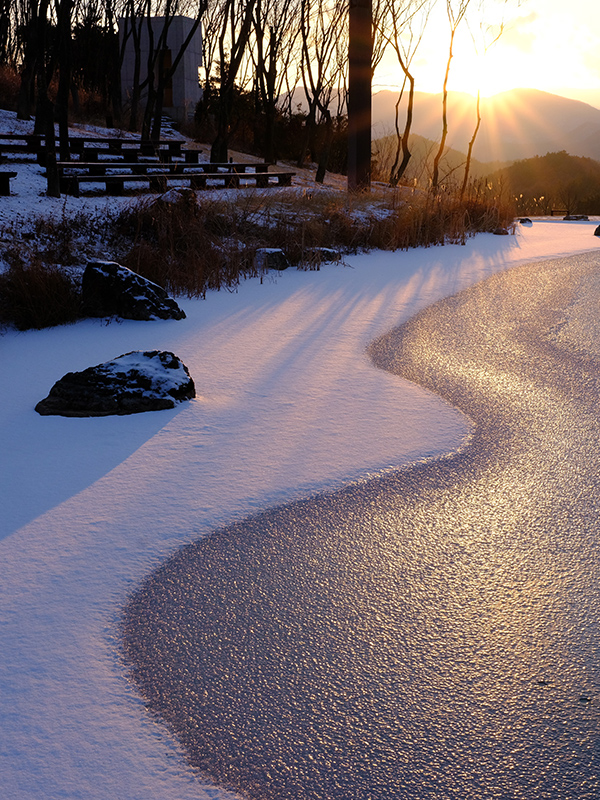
[254,248,290,271]
[493,227,509,235]
[519,218,533,225]
[35,350,195,416]
[594,225,600,237]
[305,247,340,266]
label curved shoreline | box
[127,250,600,799]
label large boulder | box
[35,350,195,416]
[81,260,185,321]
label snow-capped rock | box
[35,350,195,416]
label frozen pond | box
[123,252,600,799]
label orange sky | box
[374,0,600,109]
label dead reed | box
[0,185,514,329]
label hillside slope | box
[372,88,600,163]
[490,150,600,215]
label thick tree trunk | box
[263,103,276,164]
[297,103,316,168]
[348,0,372,191]
[210,85,233,162]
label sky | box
[374,0,600,109]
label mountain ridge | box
[372,87,600,163]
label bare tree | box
[207,0,257,161]
[431,0,472,190]
[378,0,434,186]
[0,0,17,65]
[460,1,513,198]
[16,0,41,120]
[119,0,205,138]
[55,0,73,161]
[297,0,346,182]
[251,0,301,163]
[142,1,206,141]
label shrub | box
[117,191,260,297]
[0,65,20,111]
[0,253,81,330]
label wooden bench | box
[0,134,43,160]
[57,160,268,175]
[58,167,294,196]
[0,170,18,195]
[0,134,193,165]
[69,136,186,159]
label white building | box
[119,16,202,122]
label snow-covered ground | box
[1,110,600,799]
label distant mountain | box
[372,88,600,163]
[372,131,509,186]
[489,150,600,215]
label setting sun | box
[374,0,600,108]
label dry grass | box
[116,191,261,298]
[0,252,81,330]
[0,183,515,329]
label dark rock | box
[81,260,185,321]
[519,218,533,225]
[563,214,589,221]
[305,247,341,266]
[35,350,195,416]
[493,227,509,235]
[594,225,600,237]
[254,248,290,271]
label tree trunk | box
[297,102,316,168]
[263,103,276,164]
[396,71,415,182]
[17,15,38,121]
[348,0,372,191]
[315,108,333,183]
[127,13,143,131]
[35,0,60,196]
[106,3,123,128]
[389,87,404,187]
[210,83,233,162]
[56,0,72,162]
[460,90,481,200]
[432,28,455,190]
